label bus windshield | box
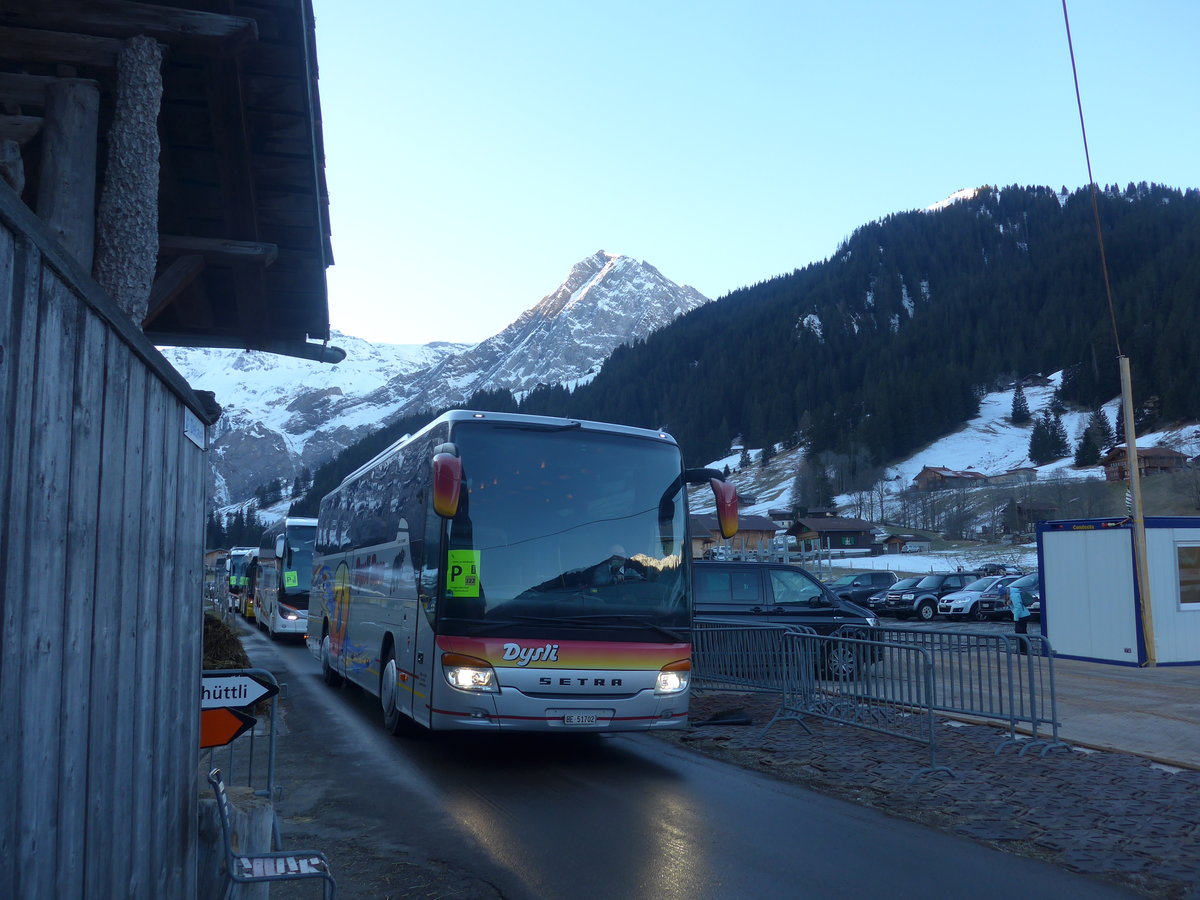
[438,424,687,642]
[284,524,316,598]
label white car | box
[937,575,1017,621]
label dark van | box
[692,560,880,680]
[692,560,879,633]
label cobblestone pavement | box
[657,690,1200,900]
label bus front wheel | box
[321,632,343,687]
[380,648,416,735]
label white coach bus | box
[307,410,737,733]
[256,516,318,638]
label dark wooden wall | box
[0,182,211,898]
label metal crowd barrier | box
[690,619,1068,776]
[859,626,1066,755]
[692,618,816,693]
[765,632,952,780]
[201,667,285,848]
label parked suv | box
[692,560,880,677]
[826,571,899,605]
[866,576,920,614]
[876,571,978,621]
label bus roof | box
[335,410,679,494]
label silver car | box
[938,575,1019,621]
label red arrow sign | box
[201,707,256,749]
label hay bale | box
[203,613,251,669]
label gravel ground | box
[657,690,1200,900]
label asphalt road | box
[241,622,1135,900]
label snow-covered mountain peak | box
[926,187,982,212]
[163,251,709,508]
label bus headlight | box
[442,653,499,693]
[656,660,691,695]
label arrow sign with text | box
[201,672,278,710]
[200,707,256,749]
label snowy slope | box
[691,372,1200,520]
[160,331,469,456]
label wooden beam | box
[158,234,277,266]
[203,55,267,329]
[0,73,99,108]
[1,0,258,53]
[36,79,99,269]
[0,25,125,69]
[144,253,205,324]
[0,114,41,143]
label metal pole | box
[1119,355,1156,666]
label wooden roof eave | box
[0,0,335,358]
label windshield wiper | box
[494,420,583,432]
[464,613,684,642]
[521,613,686,642]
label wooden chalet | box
[912,465,989,492]
[988,467,1038,485]
[691,513,781,559]
[1100,446,1189,482]
[881,533,932,554]
[788,516,877,553]
[0,3,334,896]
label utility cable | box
[1061,0,1122,356]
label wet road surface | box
[246,626,1137,899]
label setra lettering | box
[537,676,622,687]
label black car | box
[692,560,880,678]
[866,576,921,613]
[826,570,899,605]
[876,571,979,621]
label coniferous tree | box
[739,447,751,469]
[1086,407,1115,451]
[206,510,225,548]
[1075,407,1116,467]
[1050,413,1070,458]
[1029,409,1070,464]
[1073,428,1101,467]
[229,508,246,544]
[1011,383,1031,425]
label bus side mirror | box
[275,535,286,558]
[432,453,463,519]
[711,479,738,539]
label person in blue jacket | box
[1007,581,1032,653]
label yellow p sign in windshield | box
[447,550,481,597]
[284,570,299,588]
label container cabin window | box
[1177,545,1200,609]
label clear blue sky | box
[311,1,1199,346]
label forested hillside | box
[293,183,1200,514]
[515,183,1200,467]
